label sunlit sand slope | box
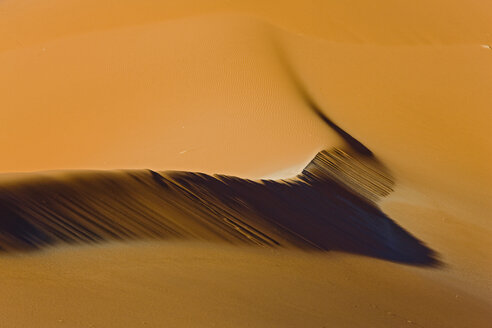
[0,243,489,328]
[0,0,490,327]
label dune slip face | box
[0,148,437,265]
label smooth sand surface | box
[0,243,489,328]
[0,0,491,327]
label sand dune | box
[0,14,343,177]
[0,148,436,265]
[1,242,490,328]
[1,0,491,327]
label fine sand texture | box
[0,0,491,327]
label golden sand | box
[0,0,491,327]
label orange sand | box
[0,0,491,327]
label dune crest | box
[1,1,490,326]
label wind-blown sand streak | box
[0,148,436,265]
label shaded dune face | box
[0,148,437,265]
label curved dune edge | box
[0,148,437,265]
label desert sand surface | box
[1,0,491,327]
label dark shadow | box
[271,38,374,157]
[0,149,439,266]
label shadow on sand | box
[0,148,438,266]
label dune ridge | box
[0,148,436,265]
[0,1,490,327]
